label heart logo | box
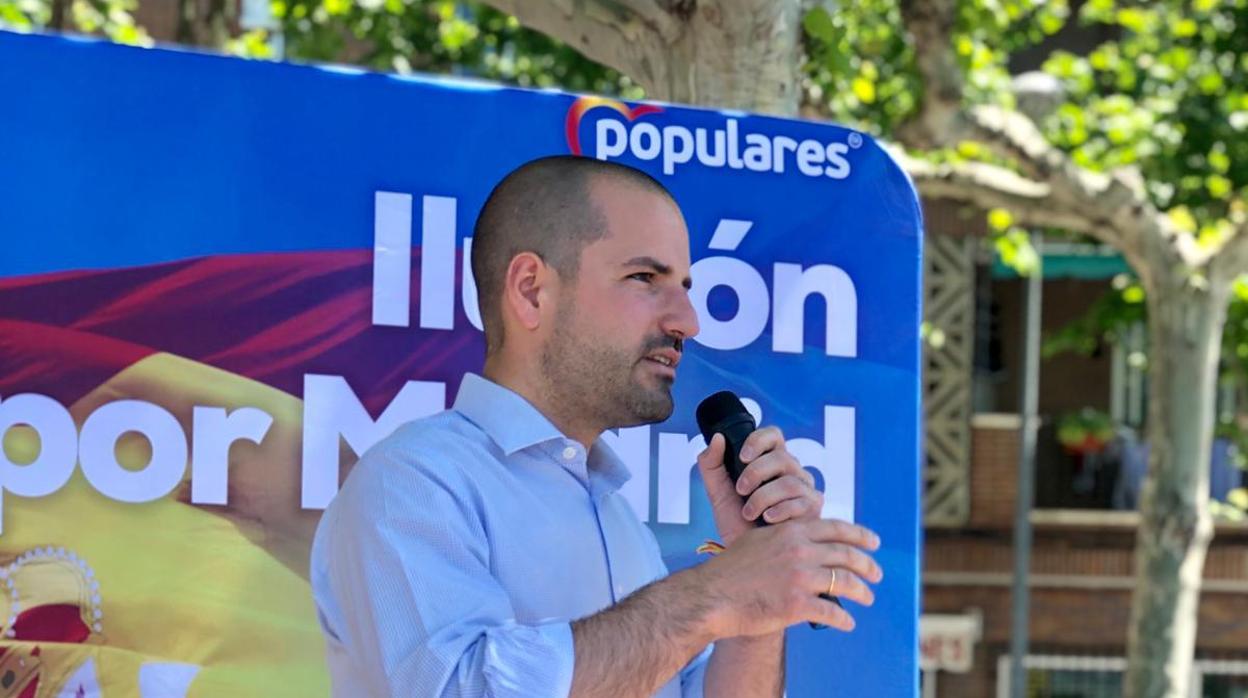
[565,97,664,156]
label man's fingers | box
[696,433,741,507]
[804,594,856,632]
[804,519,882,552]
[815,543,884,584]
[741,475,817,521]
[823,569,875,607]
[797,467,815,488]
[738,425,784,463]
[697,432,727,473]
[735,449,808,496]
[759,496,820,525]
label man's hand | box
[696,519,883,636]
[571,426,882,697]
[693,425,883,635]
[697,427,824,546]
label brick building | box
[919,201,1248,697]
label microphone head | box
[696,390,753,441]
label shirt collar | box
[587,439,633,494]
[453,373,633,493]
[454,373,563,456]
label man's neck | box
[482,357,602,449]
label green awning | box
[991,244,1132,280]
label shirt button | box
[562,446,577,460]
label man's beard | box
[540,305,677,430]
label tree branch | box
[966,106,1150,224]
[895,150,1090,233]
[890,1,1188,270]
[1209,217,1248,284]
[892,147,1157,275]
[479,0,683,79]
[896,0,962,149]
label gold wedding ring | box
[827,569,837,596]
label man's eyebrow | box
[622,256,693,289]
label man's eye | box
[628,272,655,283]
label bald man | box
[310,156,883,698]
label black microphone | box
[695,390,841,629]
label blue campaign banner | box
[0,30,920,697]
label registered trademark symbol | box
[847,132,863,149]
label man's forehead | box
[589,220,691,267]
[589,174,683,220]
[589,182,688,249]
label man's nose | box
[663,288,700,340]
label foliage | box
[1042,272,1146,359]
[0,0,638,97]
[1056,407,1115,455]
[802,0,1070,135]
[0,0,150,45]
[801,0,919,135]
[1211,486,1248,521]
[801,0,1248,233]
[273,0,640,97]
[1042,0,1248,230]
[802,1,1071,275]
[986,207,1041,276]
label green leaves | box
[800,0,919,133]
[987,208,1014,231]
[225,28,276,59]
[1040,0,1248,224]
[802,6,837,44]
[994,229,1040,276]
[986,208,1044,277]
[0,0,150,44]
[0,0,44,29]
[1229,488,1248,510]
[276,1,639,96]
[1042,273,1147,360]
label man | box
[310,156,883,697]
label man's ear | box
[502,252,552,333]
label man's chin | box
[638,390,675,424]
[615,385,674,426]
[617,406,674,428]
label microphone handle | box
[709,418,841,630]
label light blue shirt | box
[311,373,711,697]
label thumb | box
[696,433,735,499]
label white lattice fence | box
[993,653,1248,698]
[922,233,977,526]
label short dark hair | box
[472,155,675,353]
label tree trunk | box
[482,0,803,115]
[638,1,803,115]
[48,0,66,30]
[1125,266,1229,698]
[176,0,198,45]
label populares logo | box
[565,96,859,178]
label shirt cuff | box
[481,620,575,698]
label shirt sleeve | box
[679,642,714,698]
[316,448,575,698]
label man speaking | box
[309,156,883,697]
